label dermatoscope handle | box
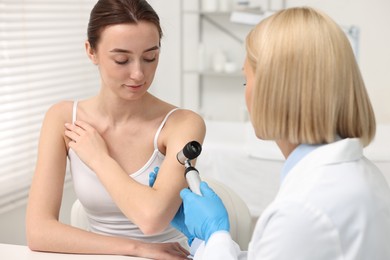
[177,141,203,196]
[185,166,202,196]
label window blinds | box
[0,0,98,213]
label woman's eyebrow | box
[110,48,130,53]
[144,45,159,53]
[110,45,159,54]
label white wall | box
[283,0,390,123]
[148,0,183,106]
[179,0,390,124]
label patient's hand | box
[65,120,109,169]
[137,240,190,260]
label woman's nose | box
[129,62,144,81]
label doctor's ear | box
[85,40,98,65]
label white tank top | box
[68,101,186,244]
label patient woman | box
[26,0,204,259]
[173,7,390,259]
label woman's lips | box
[124,83,143,89]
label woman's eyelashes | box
[114,56,156,65]
[143,57,156,63]
[113,55,157,65]
[115,59,128,65]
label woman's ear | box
[85,40,98,65]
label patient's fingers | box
[64,121,95,140]
[64,123,80,141]
[74,120,94,132]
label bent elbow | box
[25,220,51,252]
[27,241,41,252]
[122,205,174,235]
[138,219,168,235]
[26,228,43,252]
[135,211,170,235]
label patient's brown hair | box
[87,0,163,51]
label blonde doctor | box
[174,7,390,259]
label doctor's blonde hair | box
[246,7,376,146]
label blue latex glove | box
[148,166,159,187]
[171,204,195,246]
[148,167,195,245]
[180,181,230,243]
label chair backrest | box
[70,178,253,250]
[203,177,252,250]
[70,199,89,230]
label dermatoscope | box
[176,141,202,196]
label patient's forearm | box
[27,219,138,255]
[89,154,183,234]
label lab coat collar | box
[281,143,322,182]
[278,138,363,196]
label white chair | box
[71,178,253,250]
[70,199,90,230]
[203,177,252,250]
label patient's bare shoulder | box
[168,108,205,133]
[43,101,74,126]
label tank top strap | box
[72,101,78,124]
[153,108,180,149]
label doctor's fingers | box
[180,188,199,202]
[199,182,217,197]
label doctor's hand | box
[149,167,159,188]
[180,181,230,243]
[171,204,195,246]
[149,167,195,245]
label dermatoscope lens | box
[177,140,202,165]
[183,141,202,160]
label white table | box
[0,243,150,260]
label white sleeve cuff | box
[193,231,241,260]
[207,230,232,244]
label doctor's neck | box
[275,140,299,159]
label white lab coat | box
[193,138,390,260]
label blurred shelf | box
[184,70,243,77]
